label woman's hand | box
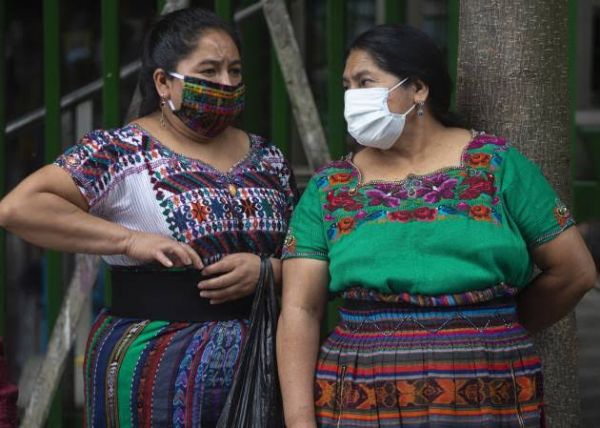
[197,253,261,304]
[124,230,203,269]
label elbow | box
[0,198,16,229]
[579,262,598,294]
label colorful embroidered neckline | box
[128,123,260,178]
[343,130,488,190]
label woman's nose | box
[218,71,233,86]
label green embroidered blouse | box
[282,133,574,295]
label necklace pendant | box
[228,184,238,197]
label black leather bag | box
[216,257,285,428]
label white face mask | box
[344,77,415,150]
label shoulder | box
[250,133,286,163]
[302,157,357,193]
[69,125,146,155]
[57,125,148,173]
[462,132,512,172]
[248,133,295,178]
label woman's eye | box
[359,79,372,87]
[230,68,242,76]
[201,69,216,76]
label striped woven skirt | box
[83,310,249,428]
[315,285,545,427]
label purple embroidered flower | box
[467,135,507,150]
[422,178,458,204]
[365,188,402,207]
[324,213,335,221]
[355,210,368,220]
[457,202,470,211]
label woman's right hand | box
[124,230,203,269]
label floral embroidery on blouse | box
[553,198,572,228]
[316,134,509,242]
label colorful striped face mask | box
[168,72,245,138]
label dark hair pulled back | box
[137,7,241,117]
[348,24,463,128]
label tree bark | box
[456,2,579,427]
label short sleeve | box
[282,176,328,261]
[279,157,299,225]
[54,130,121,209]
[502,147,575,247]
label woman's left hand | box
[197,253,261,304]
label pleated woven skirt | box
[315,286,545,427]
[83,310,249,428]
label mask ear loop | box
[388,76,410,93]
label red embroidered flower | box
[325,190,363,211]
[241,198,256,217]
[283,234,297,254]
[553,203,570,227]
[459,174,496,199]
[388,211,414,222]
[329,173,353,185]
[191,201,210,222]
[467,153,492,168]
[414,207,437,221]
[469,205,491,220]
[337,217,355,233]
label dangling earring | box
[417,101,425,117]
[159,94,168,128]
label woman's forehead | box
[344,50,383,79]
[181,30,240,66]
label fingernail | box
[199,292,207,297]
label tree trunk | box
[456,2,580,427]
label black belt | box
[109,266,254,322]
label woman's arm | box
[277,258,329,428]
[0,165,202,268]
[517,227,596,332]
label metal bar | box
[102,0,120,129]
[326,0,346,159]
[234,2,263,22]
[6,61,141,136]
[384,0,406,24]
[101,0,119,312]
[240,0,264,136]
[271,49,290,155]
[446,0,459,109]
[0,0,5,339]
[43,0,63,425]
[215,0,233,21]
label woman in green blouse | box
[277,25,595,428]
